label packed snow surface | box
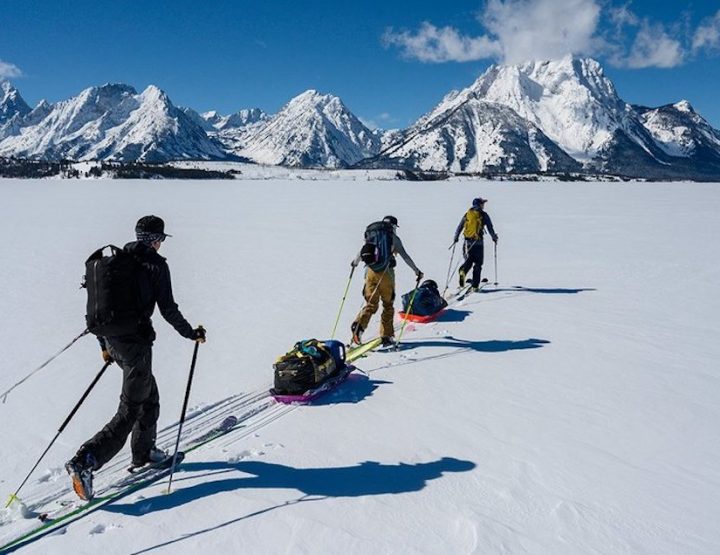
[0,178,719,554]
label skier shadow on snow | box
[112,457,476,553]
[435,308,471,322]
[484,286,596,295]
[397,336,550,354]
[379,337,550,368]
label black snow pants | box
[459,239,485,288]
[79,340,159,468]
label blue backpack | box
[360,221,393,272]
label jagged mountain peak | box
[237,90,380,168]
[460,56,628,159]
[0,80,31,124]
[0,82,226,162]
[77,83,137,100]
[283,89,349,115]
[139,84,168,103]
[673,100,694,114]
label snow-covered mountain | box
[366,97,580,173]
[634,101,720,176]
[183,107,271,153]
[180,107,269,133]
[3,61,720,177]
[0,84,227,162]
[0,81,30,125]
[367,56,720,179]
[237,90,381,168]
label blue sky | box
[1,0,719,128]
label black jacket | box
[100,241,193,346]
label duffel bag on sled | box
[272,339,346,395]
[399,279,448,323]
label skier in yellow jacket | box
[453,198,498,291]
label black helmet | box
[383,215,399,227]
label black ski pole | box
[6,360,112,508]
[493,242,498,285]
[2,329,90,404]
[166,328,204,493]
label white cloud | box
[622,22,685,68]
[693,10,720,51]
[0,59,22,80]
[481,0,602,64]
[382,22,501,63]
[608,5,639,27]
[383,0,601,64]
[383,0,704,69]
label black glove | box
[101,350,113,364]
[415,270,424,281]
[191,326,206,343]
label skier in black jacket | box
[65,215,205,500]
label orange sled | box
[397,309,446,323]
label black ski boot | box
[351,322,364,345]
[381,336,396,348]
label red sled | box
[397,309,446,323]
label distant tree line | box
[0,158,234,179]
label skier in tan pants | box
[351,216,422,347]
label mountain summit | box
[237,90,381,168]
[0,83,226,162]
[366,56,720,179]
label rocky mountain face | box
[0,81,31,125]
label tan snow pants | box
[354,267,395,338]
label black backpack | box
[84,245,143,337]
[273,339,341,395]
[402,279,448,316]
[360,221,393,272]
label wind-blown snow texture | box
[1,178,719,553]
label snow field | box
[0,178,719,553]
